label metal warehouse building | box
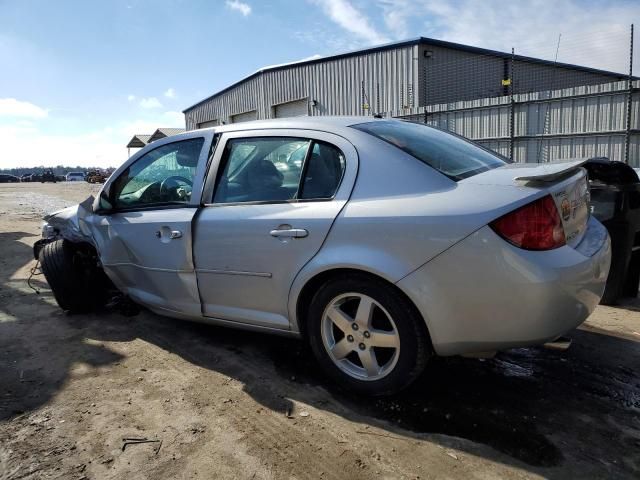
[183,37,638,164]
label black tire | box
[306,274,430,396]
[39,239,109,313]
[600,221,634,305]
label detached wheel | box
[307,274,430,396]
[39,239,109,313]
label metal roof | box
[148,127,187,143]
[183,36,632,113]
[126,134,151,148]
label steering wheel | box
[160,176,193,199]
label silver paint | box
[43,117,612,357]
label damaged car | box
[35,117,611,395]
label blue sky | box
[0,0,638,168]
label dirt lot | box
[0,182,639,479]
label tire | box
[307,274,430,396]
[600,221,634,305]
[39,239,110,313]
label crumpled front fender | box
[41,195,97,245]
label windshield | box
[352,120,508,181]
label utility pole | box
[509,48,515,161]
[624,24,634,164]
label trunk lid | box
[462,160,591,248]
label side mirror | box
[97,189,113,213]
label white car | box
[66,172,85,182]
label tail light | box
[490,195,566,250]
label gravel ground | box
[0,182,639,479]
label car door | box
[193,129,358,329]
[89,133,214,317]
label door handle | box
[155,229,183,239]
[270,228,308,238]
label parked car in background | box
[66,172,85,182]
[41,169,57,183]
[35,117,611,396]
[0,174,20,183]
[21,173,32,182]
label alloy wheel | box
[320,293,401,381]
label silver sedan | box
[36,117,611,395]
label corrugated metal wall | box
[183,41,636,165]
[185,44,420,129]
[399,80,640,165]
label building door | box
[230,110,257,123]
[274,99,309,118]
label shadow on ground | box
[1,231,639,478]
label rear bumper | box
[397,216,611,356]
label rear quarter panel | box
[287,132,546,332]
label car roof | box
[193,116,389,135]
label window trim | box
[208,135,346,206]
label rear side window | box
[352,120,507,181]
[213,137,346,204]
[300,142,345,199]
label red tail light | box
[490,195,566,250]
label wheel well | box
[295,268,432,347]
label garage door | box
[230,110,257,123]
[198,119,220,129]
[274,99,308,118]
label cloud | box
[127,94,136,102]
[164,88,176,98]
[311,0,390,45]
[138,97,162,109]
[0,98,48,119]
[225,0,252,16]
[304,0,635,73]
[377,0,411,39]
[0,110,186,169]
[405,0,636,73]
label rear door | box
[89,132,214,316]
[193,129,358,329]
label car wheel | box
[307,274,430,396]
[39,239,110,313]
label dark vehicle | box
[584,157,640,304]
[21,173,32,182]
[41,169,57,183]
[0,174,20,183]
[85,170,108,183]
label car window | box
[299,142,346,199]
[214,137,310,203]
[112,137,204,209]
[352,120,507,181]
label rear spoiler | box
[512,159,587,183]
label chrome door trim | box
[195,268,272,278]
[102,262,193,273]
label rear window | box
[352,120,508,181]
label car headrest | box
[247,160,284,190]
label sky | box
[0,0,638,169]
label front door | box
[89,134,212,317]
[193,130,358,329]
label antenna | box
[537,33,562,163]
